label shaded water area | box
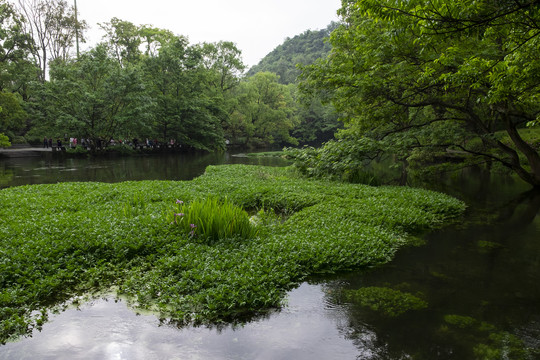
[0,151,288,188]
[1,153,539,359]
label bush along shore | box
[0,165,466,343]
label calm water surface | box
[0,151,288,188]
[1,153,539,359]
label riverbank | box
[0,146,53,157]
[0,164,464,343]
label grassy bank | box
[0,165,465,343]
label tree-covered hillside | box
[248,22,338,85]
[246,22,342,145]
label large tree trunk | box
[502,116,540,188]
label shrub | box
[65,145,89,155]
[107,144,136,156]
[0,133,10,148]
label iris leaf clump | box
[0,165,465,343]
[168,197,258,243]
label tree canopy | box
[228,72,299,147]
[1,3,339,150]
[299,0,540,187]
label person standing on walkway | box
[43,137,48,148]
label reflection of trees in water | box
[318,187,540,359]
[0,152,291,188]
[320,280,426,359]
[495,189,540,227]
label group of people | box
[42,137,63,149]
[42,136,87,149]
[41,136,182,151]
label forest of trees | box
[0,0,339,151]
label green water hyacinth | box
[0,165,465,343]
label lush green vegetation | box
[245,151,284,157]
[167,197,259,243]
[285,128,540,186]
[298,0,540,188]
[246,22,342,145]
[247,23,337,86]
[0,0,341,150]
[0,164,465,343]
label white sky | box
[75,0,342,68]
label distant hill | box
[248,22,338,84]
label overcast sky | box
[75,0,342,68]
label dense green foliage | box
[246,23,342,145]
[0,132,10,147]
[229,72,299,147]
[248,23,337,85]
[299,0,540,187]
[0,0,35,94]
[0,92,27,138]
[0,165,465,343]
[284,136,384,184]
[1,0,340,149]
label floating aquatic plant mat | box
[0,165,465,343]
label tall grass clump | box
[168,197,259,242]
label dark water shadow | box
[315,170,540,359]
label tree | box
[200,41,245,93]
[292,90,341,145]
[198,41,246,143]
[0,0,38,94]
[230,72,299,147]
[142,36,225,150]
[100,17,142,65]
[246,23,341,146]
[300,0,540,188]
[138,25,175,57]
[0,91,27,138]
[35,44,152,146]
[17,0,87,81]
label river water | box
[1,152,539,359]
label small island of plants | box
[0,165,465,343]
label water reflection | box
[319,175,540,359]
[1,284,360,360]
[0,152,289,188]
